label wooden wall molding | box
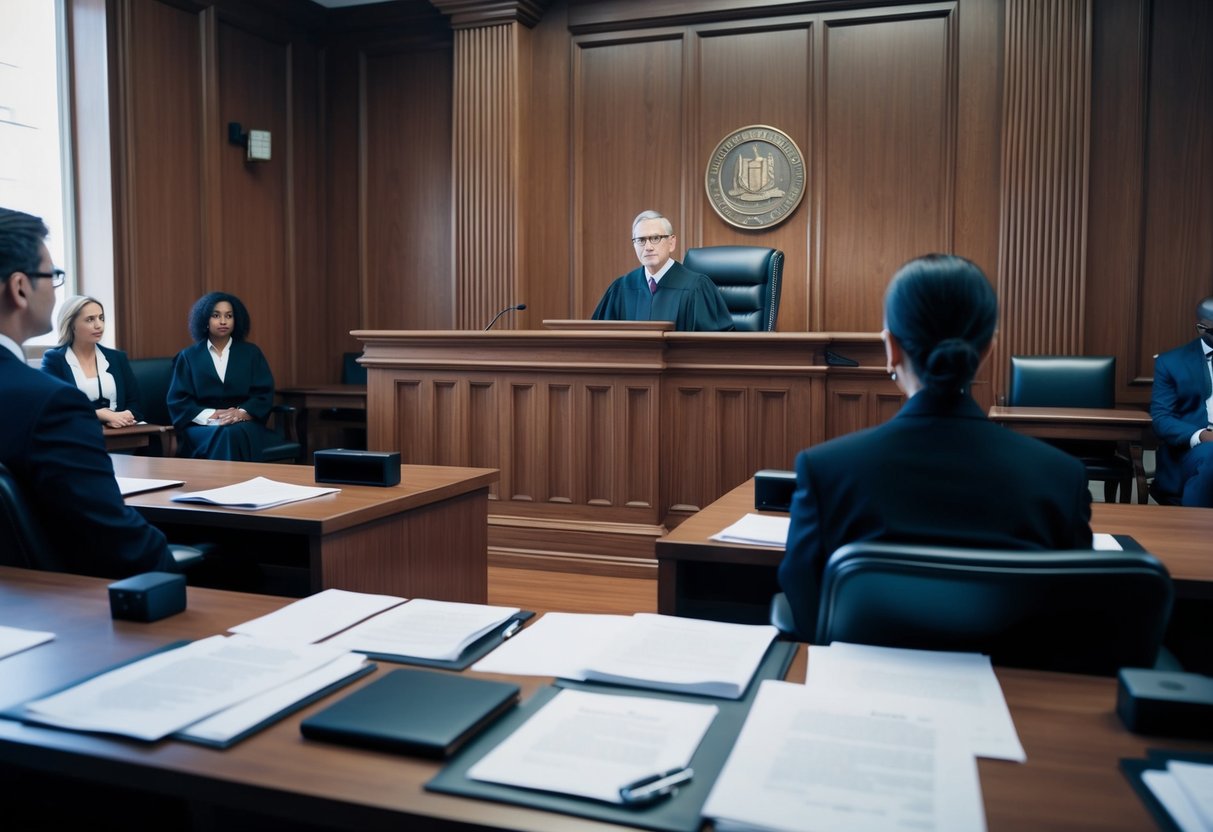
[995,0,1092,391]
[430,0,550,29]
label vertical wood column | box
[995,0,1092,390]
[434,1,544,329]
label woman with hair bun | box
[778,254,1093,642]
[167,291,279,461]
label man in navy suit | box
[0,207,173,577]
[1150,296,1213,507]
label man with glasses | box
[591,210,734,331]
[0,206,174,576]
[1150,295,1213,507]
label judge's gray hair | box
[632,210,674,236]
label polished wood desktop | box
[354,329,905,577]
[111,455,497,602]
[1,566,1209,831]
[989,405,1155,504]
[278,384,368,460]
[103,423,175,455]
[656,479,1213,621]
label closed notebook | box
[300,668,520,758]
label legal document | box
[1143,761,1213,832]
[807,642,1025,761]
[24,635,350,741]
[703,680,986,832]
[325,598,520,661]
[170,477,340,509]
[1093,533,1123,550]
[0,625,53,660]
[229,588,406,644]
[471,612,776,699]
[468,688,717,803]
[710,513,791,547]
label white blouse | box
[66,347,118,408]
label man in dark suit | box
[1150,296,1213,507]
[0,207,173,577]
[592,210,735,332]
[778,255,1093,642]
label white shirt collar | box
[0,333,24,362]
[647,258,677,284]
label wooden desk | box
[989,405,1155,503]
[278,384,367,459]
[0,566,1209,831]
[656,479,1213,621]
[103,423,174,455]
[111,455,497,601]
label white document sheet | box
[175,652,370,745]
[116,477,185,496]
[579,613,778,699]
[0,625,54,660]
[324,598,520,661]
[703,680,986,832]
[808,642,1025,762]
[468,688,717,803]
[1093,533,1123,551]
[470,612,630,678]
[1171,761,1213,830]
[24,635,349,741]
[229,588,406,644]
[170,477,340,510]
[1142,769,1209,832]
[710,513,791,547]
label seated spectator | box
[42,295,143,428]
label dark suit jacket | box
[591,261,735,332]
[0,347,172,577]
[41,343,144,421]
[1150,338,1212,498]
[778,390,1094,642]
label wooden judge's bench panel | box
[356,329,896,577]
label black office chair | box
[261,405,305,463]
[128,356,176,456]
[0,461,204,571]
[1008,355,1135,502]
[772,541,1173,676]
[681,245,784,331]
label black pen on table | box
[619,766,694,805]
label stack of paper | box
[170,477,340,509]
[703,680,986,832]
[326,598,521,662]
[229,588,406,644]
[23,635,360,742]
[1142,760,1213,831]
[0,624,54,660]
[472,612,777,699]
[710,513,791,547]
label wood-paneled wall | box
[71,0,1212,404]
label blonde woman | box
[41,295,143,427]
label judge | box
[592,210,734,332]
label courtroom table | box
[0,566,1209,831]
[111,455,497,601]
[656,478,1213,622]
[103,423,174,455]
[278,384,367,460]
[989,405,1154,504]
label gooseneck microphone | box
[484,303,527,331]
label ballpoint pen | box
[618,767,694,805]
[501,620,522,639]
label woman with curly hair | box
[167,291,279,460]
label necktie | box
[647,276,657,295]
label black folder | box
[300,668,520,758]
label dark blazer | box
[167,340,276,460]
[1150,338,1212,498]
[778,390,1094,642]
[0,347,172,577]
[592,261,735,332]
[41,343,144,421]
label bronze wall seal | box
[705,125,806,229]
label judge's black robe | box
[591,262,735,332]
[168,340,279,461]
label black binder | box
[301,668,520,758]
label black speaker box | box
[754,469,796,512]
[1117,668,1213,739]
[314,449,401,487]
[108,571,187,622]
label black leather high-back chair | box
[1008,355,1135,502]
[0,462,65,571]
[128,356,174,426]
[797,541,1173,675]
[681,246,784,331]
